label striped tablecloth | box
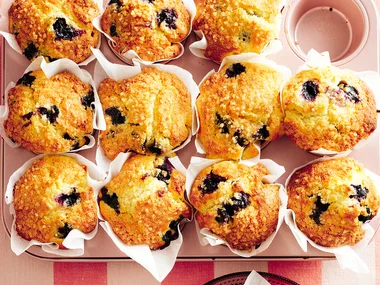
[1,1,380,284]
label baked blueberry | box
[109,0,122,7]
[21,112,33,120]
[349,184,368,202]
[99,187,120,214]
[358,207,373,223]
[215,192,251,224]
[56,188,81,207]
[110,23,118,37]
[301,80,319,102]
[252,125,270,140]
[338,81,360,103]
[147,141,162,154]
[56,223,73,239]
[198,171,227,195]
[233,130,249,147]
[157,8,178,29]
[53,18,85,40]
[37,105,59,124]
[23,43,38,60]
[215,113,230,134]
[81,89,95,109]
[156,157,174,183]
[16,71,36,87]
[105,107,126,125]
[309,196,330,225]
[225,63,246,78]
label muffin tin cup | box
[284,0,369,66]
[0,56,106,153]
[96,152,191,283]
[284,49,380,157]
[5,153,107,257]
[195,53,292,163]
[283,156,380,273]
[92,0,197,65]
[92,49,199,171]
[185,157,288,257]
[0,0,103,66]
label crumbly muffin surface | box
[101,0,190,61]
[282,67,377,152]
[9,0,100,63]
[98,154,192,250]
[13,155,97,248]
[190,161,280,251]
[99,67,192,160]
[4,70,95,153]
[196,62,284,160]
[193,0,282,62]
[287,157,380,247]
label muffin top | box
[8,0,100,63]
[13,155,97,248]
[98,154,192,250]
[99,67,192,160]
[193,0,282,62]
[190,161,280,251]
[196,62,284,160]
[4,70,95,153]
[287,157,380,247]
[282,66,377,152]
[101,0,191,61]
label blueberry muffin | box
[282,67,377,152]
[193,0,282,62]
[13,155,97,249]
[287,157,380,247]
[189,161,280,251]
[98,67,192,160]
[196,62,284,160]
[4,70,95,153]
[101,0,191,62]
[98,154,192,249]
[8,0,100,63]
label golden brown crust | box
[4,70,94,153]
[287,157,380,247]
[9,0,100,63]
[98,68,192,160]
[101,0,190,61]
[98,154,192,250]
[189,161,280,251]
[193,0,282,62]
[282,67,377,152]
[196,62,284,160]
[13,155,97,248]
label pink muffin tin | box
[1,0,379,261]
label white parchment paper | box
[92,49,199,171]
[189,0,286,62]
[0,0,103,65]
[92,0,196,64]
[195,53,292,164]
[5,153,107,256]
[284,156,380,273]
[0,56,106,152]
[296,49,380,156]
[244,271,271,285]
[186,157,287,257]
[96,152,191,282]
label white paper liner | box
[5,153,107,256]
[92,49,199,171]
[194,53,292,164]
[293,49,380,156]
[92,0,196,64]
[96,152,191,282]
[244,271,271,285]
[188,0,286,62]
[0,56,106,153]
[186,157,287,257]
[0,0,102,66]
[283,156,380,273]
